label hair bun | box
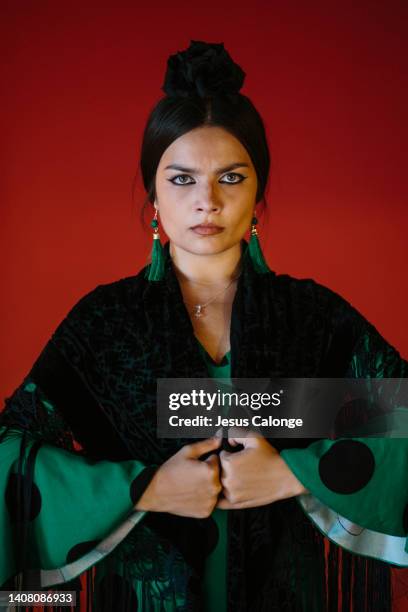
[162,39,245,99]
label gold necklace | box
[184,273,241,318]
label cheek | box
[229,197,255,223]
[157,202,185,235]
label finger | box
[216,496,253,510]
[184,435,222,459]
[216,497,233,509]
[228,428,265,448]
[204,453,220,471]
[219,449,232,463]
[218,451,231,482]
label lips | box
[191,223,223,229]
[191,224,224,235]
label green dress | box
[195,337,230,612]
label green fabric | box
[195,338,231,612]
[0,382,152,586]
[281,437,408,537]
[280,329,408,541]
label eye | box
[220,173,247,184]
[168,174,195,185]
[167,172,247,186]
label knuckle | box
[211,483,221,496]
[224,485,239,505]
[205,460,214,473]
[224,491,232,503]
[179,445,188,457]
[202,459,210,470]
[200,507,212,519]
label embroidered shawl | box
[1,239,408,611]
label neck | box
[169,241,243,286]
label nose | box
[195,184,221,214]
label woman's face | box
[154,126,258,257]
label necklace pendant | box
[193,305,204,318]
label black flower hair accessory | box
[162,39,246,99]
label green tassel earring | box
[145,207,166,281]
[247,215,271,274]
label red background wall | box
[1,1,407,608]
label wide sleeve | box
[0,285,160,590]
[280,289,408,566]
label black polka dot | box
[96,573,138,611]
[203,516,219,556]
[67,540,101,563]
[130,466,158,506]
[402,505,408,533]
[5,473,42,521]
[318,440,375,494]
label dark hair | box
[134,41,271,230]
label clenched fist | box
[134,435,223,518]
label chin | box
[169,232,243,257]
[188,235,241,256]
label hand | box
[216,428,309,510]
[134,435,223,518]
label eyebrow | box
[163,162,250,174]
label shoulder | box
[267,271,390,357]
[271,272,408,366]
[51,266,149,342]
[271,271,367,325]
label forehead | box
[159,126,251,167]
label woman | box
[1,40,408,611]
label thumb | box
[184,435,222,459]
[204,453,220,469]
[228,427,263,449]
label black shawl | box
[1,238,407,611]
